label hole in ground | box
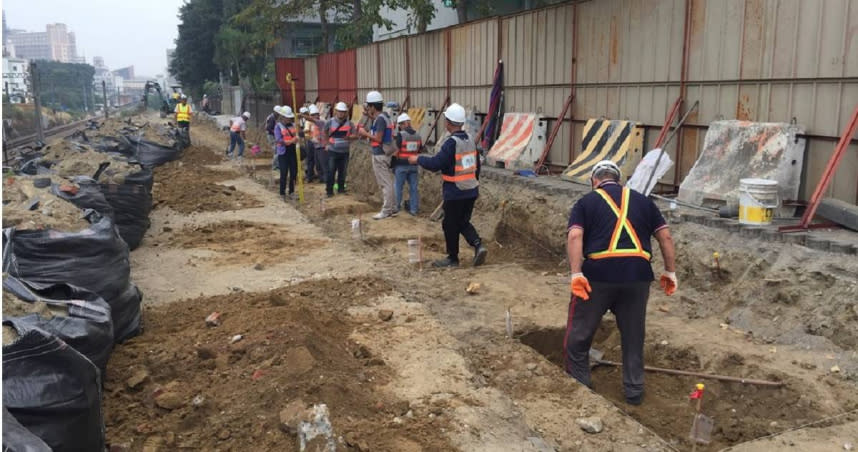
[518,324,827,451]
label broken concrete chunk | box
[126,369,149,389]
[279,399,310,435]
[377,310,394,322]
[576,416,603,434]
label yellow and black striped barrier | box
[562,119,644,183]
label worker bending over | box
[393,113,423,216]
[565,160,677,405]
[227,111,250,159]
[409,103,487,268]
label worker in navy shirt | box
[565,160,677,405]
[408,103,488,268]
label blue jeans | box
[228,131,245,157]
[394,165,419,214]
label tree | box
[34,60,95,113]
[170,0,224,97]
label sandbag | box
[3,215,142,342]
[125,168,155,191]
[53,177,115,219]
[124,136,182,168]
[3,276,114,373]
[2,407,52,452]
[3,328,105,452]
[99,182,152,250]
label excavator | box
[142,81,172,118]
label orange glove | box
[660,271,677,296]
[570,273,592,301]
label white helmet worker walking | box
[444,103,466,124]
[591,159,622,180]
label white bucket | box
[738,178,779,225]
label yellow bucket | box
[738,178,779,225]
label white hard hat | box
[335,102,349,112]
[308,105,320,115]
[397,113,411,124]
[273,105,281,113]
[242,111,251,119]
[281,106,295,118]
[299,107,309,114]
[444,103,466,124]
[180,94,187,99]
[591,160,622,179]
[366,91,383,103]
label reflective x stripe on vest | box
[397,129,422,158]
[371,114,395,150]
[176,104,191,122]
[587,188,652,261]
[441,136,478,190]
[328,121,352,144]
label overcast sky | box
[4,0,183,77]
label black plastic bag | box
[3,328,105,452]
[123,136,181,168]
[2,407,52,452]
[52,178,115,219]
[99,182,152,250]
[3,276,114,373]
[3,215,142,342]
[125,168,155,191]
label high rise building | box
[5,19,80,63]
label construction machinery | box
[142,81,172,118]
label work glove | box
[660,272,678,296]
[570,273,592,301]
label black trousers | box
[564,281,650,399]
[327,152,349,195]
[278,152,298,195]
[305,143,317,180]
[441,197,481,261]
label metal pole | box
[642,100,699,196]
[102,80,108,119]
[82,82,88,112]
[31,62,45,143]
[287,73,304,203]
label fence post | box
[102,81,108,119]
[31,61,44,143]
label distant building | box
[92,56,117,106]
[6,21,81,63]
[113,66,134,80]
[2,56,30,103]
[272,11,344,58]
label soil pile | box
[152,162,262,213]
[2,175,90,231]
[1,288,68,345]
[103,277,453,451]
[41,141,141,184]
[167,220,325,266]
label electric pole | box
[31,61,44,143]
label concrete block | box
[829,242,855,255]
[724,222,741,232]
[704,217,726,228]
[816,198,858,232]
[805,236,831,251]
[739,227,762,238]
[782,233,807,246]
[759,229,780,242]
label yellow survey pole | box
[286,73,305,203]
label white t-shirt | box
[230,116,247,132]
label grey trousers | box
[371,154,396,215]
[564,281,650,399]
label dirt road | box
[103,116,858,451]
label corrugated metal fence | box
[294,0,858,203]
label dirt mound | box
[179,145,225,166]
[2,175,90,231]
[41,141,141,184]
[152,162,262,213]
[167,220,326,266]
[103,277,453,451]
[518,324,850,451]
[94,117,177,148]
[1,288,68,345]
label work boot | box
[625,392,644,406]
[432,257,459,268]
[473,243,488,267]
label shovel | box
[589,348,605,368]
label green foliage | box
[170,0,224,96]
[34,60,95,113]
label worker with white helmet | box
[227,111,251,159]
[301,104,328,184]
[274,106,300,199]
[392,112,423,216]
[322,101,357,197]
[297,106,318,182]
[357,91,398,219]
[407,103,487,267]
[265,105,282,170]
[174,94,192,145]
[563,159,677,406]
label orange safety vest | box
[397,129,422,158]
[328,121,352,144]
[587,187,652,261]
[441,136,479,190]
[310,122,321,142]
[176,103,191,122]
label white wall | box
[373,0,458,42]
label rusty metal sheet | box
[337,50,357,102]
[317,53,338,102]
[275,58,305,106]
[356,46,376,91]
[409,30,445,89]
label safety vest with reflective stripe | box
[587,187,652,261]
[397,129,422,158]
[370,113,395,151]
[176,104,191,122]
[441,136,479,190]
[328,121,353,144]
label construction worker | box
[357,91,397,219]
[298,106,318,182]
[393,113,423,216]
[201,94,210,113]
[564,160,677,406]
[174,94,192,144]
[227,111,251,159]
[305,105,327,184]
[265,105,281,170]
[323,102,356,197]
[408,103,487,268]
[274,106,300,200]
